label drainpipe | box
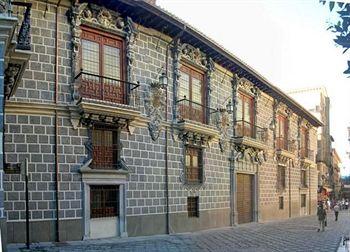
[164,27,186,234]
[55,0,62,242]
[289,161,291,218]
[309,165,311,215]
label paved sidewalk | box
[8,211,350,252]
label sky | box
[157,0,350,175]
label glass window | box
[236,92,254,137]
[91,129,118,170]
[185,146,203,184]
[277,165,286,190]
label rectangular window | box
[178,65,205,123]
[91,128,118,170]
[185,146,203,184]
[187,196,199,217]
[276,115,288,150]
[277,165,286,190]
[80,28,124,104]
[90,185,119,218]
[300,127,309,158]
[301,170,307,187]
[279,196,284,210]
[236,92,254,138]
[301,194,306,208]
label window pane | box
[192,77,202,104]
[192,155,198,168]
[186,154,191,166]
[103,45,120,80]
[244,99,251,122]
[236,96,243,121]
[82,39,100,75]
[179,71,190,99]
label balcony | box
[175,98,219,144]
[3,2,32,99]
[300,148,315,166]
[275,137,296,159]
[232,120,268,150]
[75,71,141,125]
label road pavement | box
[8,210,350,252]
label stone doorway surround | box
[80,164,128,239]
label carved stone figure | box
[145,81,166,141]
[216,108,230,152]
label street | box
[8,211,350,252]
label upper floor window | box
[185,146,203,184]
[79,28,125,104]
[276,115,288,150]
[91,128,118,170]
[236,92,254,137]
[300,127,309,158]
[177,65,205,123]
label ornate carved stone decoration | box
[233,145,267,165]
[68,3,137,101]
[216,109,230,152]
[0,0,8,14]
[4,64,20,98]
[180,43,208,68]
[144,81,166,141]
[238,78,261,99]
[179,157,206,193]
[178,131,212,148]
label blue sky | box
[157,0,350,175]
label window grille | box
[90,185,119,218]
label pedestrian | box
[317,203,327,232]
[334,203,340,221]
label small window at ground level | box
[301,194,306,208]
[187,196,199,217]
[90,185,119,218]
[279,196,284,210]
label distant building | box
[288,88,333,201]
[332,149,342,199]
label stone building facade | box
[288,87,332,201]
[1,0,322,244]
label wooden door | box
[237,173,253,224]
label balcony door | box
[236,92,254,137]
[178,65,205,123]
[276,115,288,150]
[80,27,125,104]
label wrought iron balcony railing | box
[276,137,296,152]
[234,120,267,142]
[12,2,32,50]
[75,71,140,106]
[301,148,314,161]
[176,98,216,125]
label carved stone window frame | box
[68,3,137,101]
[172,41,215,124]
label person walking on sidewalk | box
[334,203,340,221]
[317,203,327,232]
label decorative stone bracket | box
[144,81,166,141]
[232,144,267,165]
